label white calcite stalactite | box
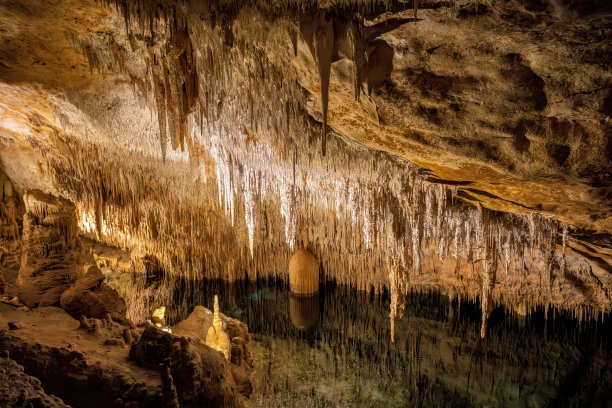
[280,182,297,251]
[242,169,259,257]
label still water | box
[162,279,611,408]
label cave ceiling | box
[0,0,610,314]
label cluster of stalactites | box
[57,0,606,328]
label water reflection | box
[289,293,319,331]
[152,279,611,407]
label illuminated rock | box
[152,306,166,328]
[60,265,127,322]
[205,295,231,360]
[16,191,82,308]
[289,249,319,296]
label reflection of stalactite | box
[478,206,499,339]
[243,169,259,257]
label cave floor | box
[0,303,162,407]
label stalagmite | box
[205,295,231,360]
[289,249,319,295]
[348,20,365,101]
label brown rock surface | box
[17,190,82,308]
[0,304,163,407]
[129,324,248,407]
[0,351,69,408]
[60,265,127,322]
[172,304,254,396]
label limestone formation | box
[172,303,254,394]
[129,324,248,407]
[1,322,163,407]
[17,191,82,308]
[160,358,181,408]
[206,295,231,360]
[0,351,69,408]
[60,265,127,322]
[289,249,320,295]
[152,305,167,328]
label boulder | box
[60,265,127,322]
[170,337,245,408]
[129,325,175,367]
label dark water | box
[163,279,611,407]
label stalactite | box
[313,12,334,156]
[348,20,365,101]
[561,224,568,276]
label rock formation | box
[0,1,609,405]
[60,265,127,322]
[0,351,69,408]
[0,0,607,328]
[0,308,164,407]
[129,324,248,407]
[17,190,82,308]
[289,249,320,295]
[173,301,254,395]
[206,295,232,360]
[0,0,608,372]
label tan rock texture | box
[289,249,320,295]
[17,190,82,308]
[60,265,127,322]
[0,306,164,407]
